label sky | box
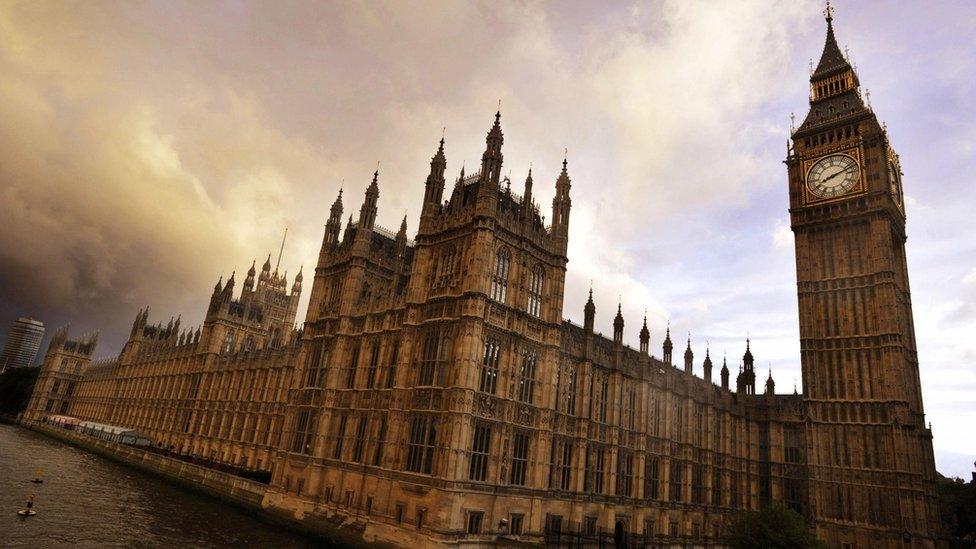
[0,1,973,477]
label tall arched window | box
[490,248,510,303]
[527,265,544,317]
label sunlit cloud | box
[0,0,974,477]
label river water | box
[0,424,328,548]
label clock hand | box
[822,170,845,183]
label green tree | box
[726,504,826,549]
[0,367,39,417]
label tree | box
[937,474,976,546]
[725,504,826,549]
[0,366,40,417]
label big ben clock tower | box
[786,4,940,546]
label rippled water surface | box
[0,424,327,548]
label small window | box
[510,513,524,536]
[395,503,405,523]
[466,511,484,535]
[584,516,598,536]
[417,508,427,530]
[545,514,563,535]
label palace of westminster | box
[25,9,941,548]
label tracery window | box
[479,339,500,394]
[549,437,573,490]
[405,415,437,474]
[365,341,380,389]
[433,245,459,289]
[417,326,450,387]
[616,450,633,497]
[527,264,544,317]
[332,414,348,460]
[669,460,684,502]
[344,342,360,389]
[644,456,660,500]
[372,417,387,466]
[510,431,530,486]
[587,445,605,494]
[692,463,705,504]
[590,373,609,423]
[385,339,400,389]
[222,330,235,354]
[557,364,577,415]
[516,350,537,403]
[469,423,491,481]
[489,248,510,303]
[352,416,368,462]
[303,342,329,388]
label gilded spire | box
[812,0,849,79]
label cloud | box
[0,0,975,478]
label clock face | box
[806,154,859,199]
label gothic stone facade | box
[25,12,940,549]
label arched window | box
[527,265,544,317]
[479,339,500,394]
[222,330,235,354]
[490,248,510,303]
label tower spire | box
[423,134,447,217]
[359,168,380,231]
[479,109,504,186]
[613,300,624,345]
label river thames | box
[0,424,329,548]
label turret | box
[703,345,713,383]
[260,255,272,283]
[521,169,534,221]
[130,307,148,338]
[395,214,408,260]
[551,154,572,252]
[684,334,693,374]
[243,260,256,293]
[476,110,503,214]
[720,355,730,390]
[613,303,624,346]
[422,137,446,219]
[359,170,379,232]
[639,314,650,355]
[663,326,673,366]
[480,110,504,186]
[222,271,235,301]
[765,368,775,396]
[321,189,344,258]
[583,287,595,334]
[737,339,756,395]
[292,267,303,296]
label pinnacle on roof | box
[812,0,850,80]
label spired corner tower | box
[786,7,939,546]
